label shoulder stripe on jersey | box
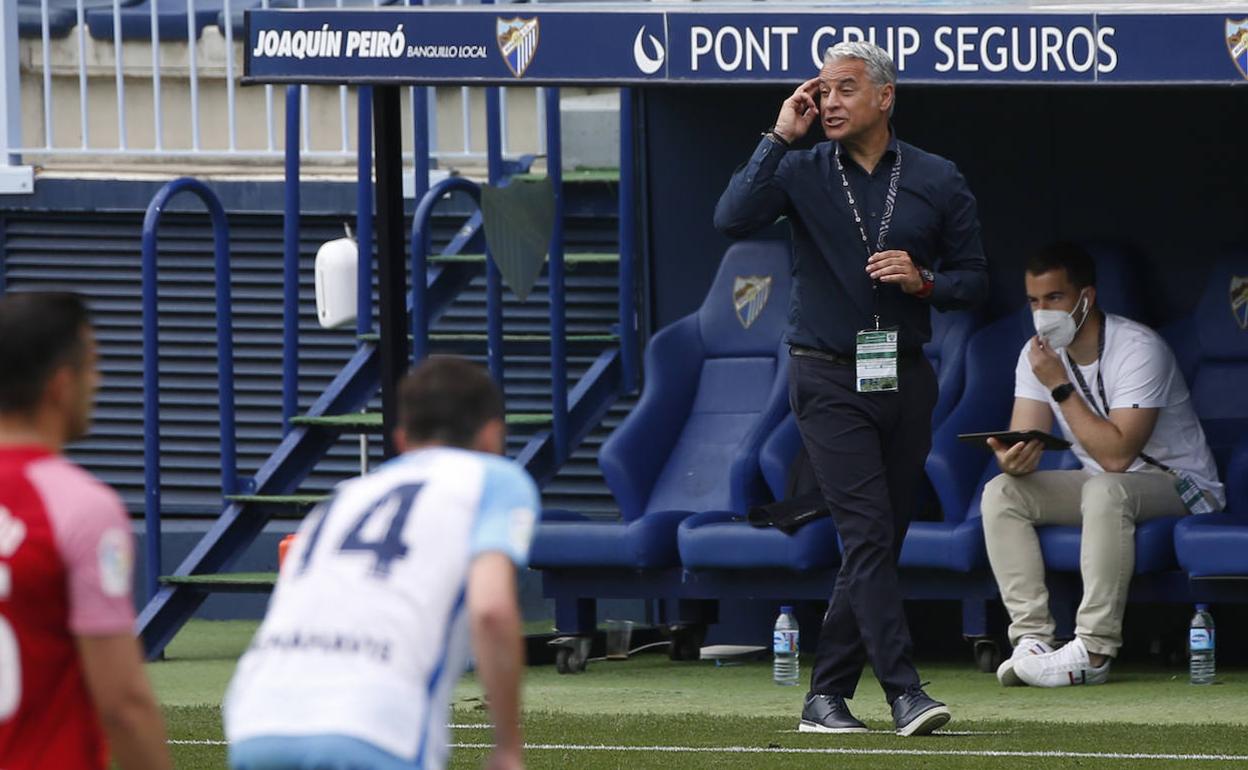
[414,582,467,768]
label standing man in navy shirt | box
[715,41,988,736]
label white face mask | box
[1033,290,1090,350]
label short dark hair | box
[399,357,504,448]
[0,292,91,413]
[1025,242,1097,289]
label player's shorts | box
[229,734,418,770]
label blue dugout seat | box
[1173,250,1248,580]
[925,308,977,430]
[16,0,122,38]
[907,308,1080,572]
[86,0,223,41]
[1175,490,1248,578]
[678,413,840,571]
[528,240,792,571]
[678,307,975,573]
[17,0,138,38]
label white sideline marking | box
[169,725,492,746]
[170,737,1248,762]
[780,729,1010,736]
[448,742,1248,762]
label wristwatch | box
[1051,382,1076,403]
[915,267,936,299]
[762,129,791,148]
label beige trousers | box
[981,469,1185,657]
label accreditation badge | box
[856,328,899,393]
[1173,471,1217,515]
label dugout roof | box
[243,2,1248,87]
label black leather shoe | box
[891,685,951,736]
[798,694,869,734]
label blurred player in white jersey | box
[225,357,539,770]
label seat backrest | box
[927,308,1031,523]
[604,240,793,520]
[1084,243,1148,323]
[923,309,977,431]
[753,309,980,509]
[1160,315,1200,384]
[1188,248,1248,476]
[1225,437,1248,515]
[762,309,978,504]
[760,413,801,501]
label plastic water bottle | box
[1189,604,1215,685]
[773,606,800,686]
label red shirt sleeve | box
[28,457,137,636]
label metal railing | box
[404,85,640,468]
[0,0,550,169]
[140,177,239,602]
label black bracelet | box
[762,129,791,148]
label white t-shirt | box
[224,447,540,768]
[1014,313,1224,507]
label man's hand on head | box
[1027,336,1069,389]
[773,77,821,144]
[866,250,923,294]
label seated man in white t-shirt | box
[981,242,1223,689]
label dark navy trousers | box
[789,351,937,704]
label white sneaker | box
[996,636,1054,687]
[1014,638,1110,688]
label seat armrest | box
[677,509,743,533]
[759,414,802,501]
[727,348,791,513]
[627,509,697,568]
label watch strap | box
[915,268,935,299]
[1051,382,1076,403]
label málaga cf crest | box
[1227,19,1248,81]
[497,17,539,78]
[1231,275,1248,330]
[733,276,772,329]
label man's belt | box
[789,345,853,365]
[789,344,924,365]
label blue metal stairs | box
[136,173,631,659]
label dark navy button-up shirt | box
[714,133,989,356]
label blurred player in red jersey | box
[0,292,171,770]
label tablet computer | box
[957,430,1071,451]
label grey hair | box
[823,41,897,114]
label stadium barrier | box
[0,0,569,185]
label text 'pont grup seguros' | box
[688,24,1119,74]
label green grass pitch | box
[150,621,1248,769]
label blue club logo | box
[734,275,772,329]
[1227,19,1248,81]
[1231,275,1248,330]
[497,17,539,79]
